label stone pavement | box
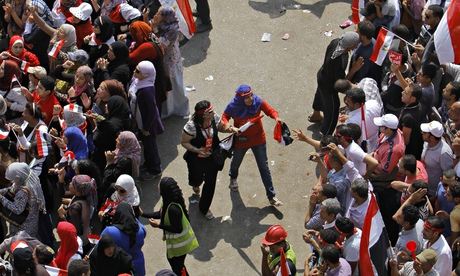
[141,0,351,274]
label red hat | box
[262,225,287,245]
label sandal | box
[229,178,239,192]
[308,112,323,123]
[193,186,200,195]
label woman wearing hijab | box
[148,177,198,275]
[128,21,157,66]
[3,0,27,37]
[92,95,130,171]
[0,162,46,237]
[82,16,115,67]
[151,7,189,118]
[0,36,40,70]
[98,174,140,226]
[181,100,228,219]
[54,221,81,270]
[102,156,133,201]
[94,41,131,89]
[67,65,94,111]
[308,31,360,135]
[89,234,133,276]
[58,175,97,252]
[93,79,127,115]
[101,202,146,276]
[128,61,164,176]
[113,131,141,177]
[55,126,89,160]
[220,84,283,206]
[0,60,27,119]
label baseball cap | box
[27,66,47,79]
[373,114,399,129]
[416,248,437,266]
[420,121,444,138]
[67,49,89,64]
[69,2,93,21]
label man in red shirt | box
[30,76,61,125]
[220,84,283,206]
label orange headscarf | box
[129,21,152,47]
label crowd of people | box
[0,0,458,274]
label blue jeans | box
[229,143,276,199]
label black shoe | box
[192,9,199,17]
[195,22,213,33]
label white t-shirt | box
[344,229,362,276]
[342,142,367,176]
[183,114,221,137]
[346,100,382,152]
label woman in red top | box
[128,21,158,67]
[0,36,40,69]
[54,221,80,270]
[67,2,94,48]
[220,84,283,206]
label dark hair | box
[336,124,354,143]
[421,63,438,80]
[319,135,338,148]
[334,79,352,94]
[426,216,445,230]
[115,157,133,176]
[449,81,460,101]
[412,180,428,191]
[427,5,444,19]
[409,83,423,101]
[401,154,417,174]
[444,169,456,178]
[450,183,460,199]
[192,100,212,127]
[68,259,90,276]
[34,245,55,265]
[358,20,375,39]
[345,88,366,104]
[0,137,18,159]
[392,24,411,42]
[402,204,420,226]
[160,177,189,221]
[39,76,55,91]
[322,184,338,199]
[335,216,355,234]
[321,245,340,264]
[24,102,43,120]
[319,228,339,244]
[76,159,102,187]
[347,123,362,142]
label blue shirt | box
[436,182,455,237]
[328,168,351,215]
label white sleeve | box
[183,121,196,137]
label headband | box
[195,104,214,115]
[237,90,253,97]
[424,221,443,233]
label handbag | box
[211,135,233,171]
[0,188,30,227]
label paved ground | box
[141,0,351,274]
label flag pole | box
[382,27,416,48]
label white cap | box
[420,121,444,138]
[27,66,47,79]
[69,2,93,21]
[373,114,399,129]
[120,3,141,22]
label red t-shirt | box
[129,42,159,67]
[220,100,278,149]
[32,91,60,125]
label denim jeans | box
[229,143,276,199]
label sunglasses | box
[134,68,140,74]
[116,188,127,193]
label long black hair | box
[192,100,211,127]
[0,137,18,159]
[159,177,188,222]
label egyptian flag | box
[274,121,293,146]
[238,114,264,133]
[20,60,29,73]
[36,129,50,158]
[10,74,20,89]
[370,28,395,66]
[434,0,460,64]
[160,0,196,39]
[0,125,10,140]
[276,248,291,276]
[48,40,65,59]
[359,192,388,276]
[88,233,100,245]
[44,266,68,276]
[351,0,364,24]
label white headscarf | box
[111,174,140,206]
[134,61,156,90]
[5,162,46,211]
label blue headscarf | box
[64,127,88,160]
[224,84,263,118]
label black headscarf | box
[113,202,139,248]
[107,95,131,130]
[94,16,114,43]
[160,177,188,222]
[91,234,133,275]
[108,42,129,66]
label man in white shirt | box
[320,198,342,230]
[346,178,370,229]
[341,88,381,152]
[422,216,453,276]
[335,216,361,275]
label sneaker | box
[205,210,214,220]
[229,178,238,191]
[269,197,283,207]
[193,186,200,195]
[195,22,213,33]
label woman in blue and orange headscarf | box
[220,84,283,206]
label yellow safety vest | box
[267,244,297,271]
[164,203,199,258]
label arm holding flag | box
[29,7,56,37]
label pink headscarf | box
[115,131,141,177]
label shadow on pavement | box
[157,116,189,170]
[188,190,283,275]
[248,0,349,19]
[181,31,211,67]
